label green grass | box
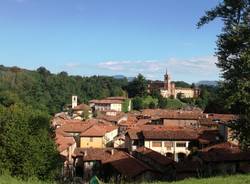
[0,174,51,184]
[1,174,250,184]
[151,174,250,184]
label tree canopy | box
[198,0,250,150]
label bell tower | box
[164,68,171,90]
[72,95,78,108]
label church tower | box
[72,95,78,108]
[164,68,171,90]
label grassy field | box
[152,174,250,184]
[0,174,250,184]
[0,174,50,184]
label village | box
[54,92,250,183]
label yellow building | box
[80,125,118,148]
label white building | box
[89,96,131,112]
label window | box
[164,141,173,150]
[164,141,173,147]
[90,137,93,142]
[152,141,162,147]
[176,142,186,147]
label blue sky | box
[0,0,222,83]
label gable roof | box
[61,120,94,133]
[72,103,91,111]
[142,129,198,140]
[103,150,153,178]
[89,99,123,104]
[135,147,175,166]
[198,142,250,162]
[80,124,117,137]
[55,129,76,152]
[142,109,202,120]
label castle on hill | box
[148,68,200,99]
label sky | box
[0,0,223,83]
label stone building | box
[148,68,200,98]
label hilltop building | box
[148,68,200,98]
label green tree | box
[122,99,130,112]
[0,104,60,180]
[158,96,168,109]
[132,97,143,110]
[127,74,148,98]
[198,0,250,149]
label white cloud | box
[97,56,219,82]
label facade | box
[80,125,118,148]
[148,68,199,99]
[125,129,198,162]
[89,99,122,112]
[89,96,131,112]
[143,130,197,162]
[72,103,92,120]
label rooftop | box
[135,147,175,166]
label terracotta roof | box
[103,150,153,178]
[72,103,91,111]
[142,129,198,140]
[80,124,117,137]
[127,125,189,140]
[55,130,76,152]
[201,142,240,153]
[105,96,127,100]
[127,129,143,140]
[198,142,250,162]
[89,99,123,104]
[73,148,153,178]
[135,147,175,166]
[205,113,238,122]
[199,118,219,127]
[142,109,202,120]
[61,120,94,133]
[73,148,113,163]
[97,112,126,122]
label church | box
[148,69,200,99]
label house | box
[96,111,127,125]
[142,129,198,161]
[56,129,77,163]
[80,124,118,148]
[133,147,176,181]
[72,103,92,120]
[89,96,131,112]
[141,109,202,128]
[113,135,126,148]
[72,148,157,183]
[196,142,250,176]
[55,128,77,177]
[51,112,71,128]
[125,125,199,162]
[197,129,222,149]
[102,150,157,183]
[72,148,113,180]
